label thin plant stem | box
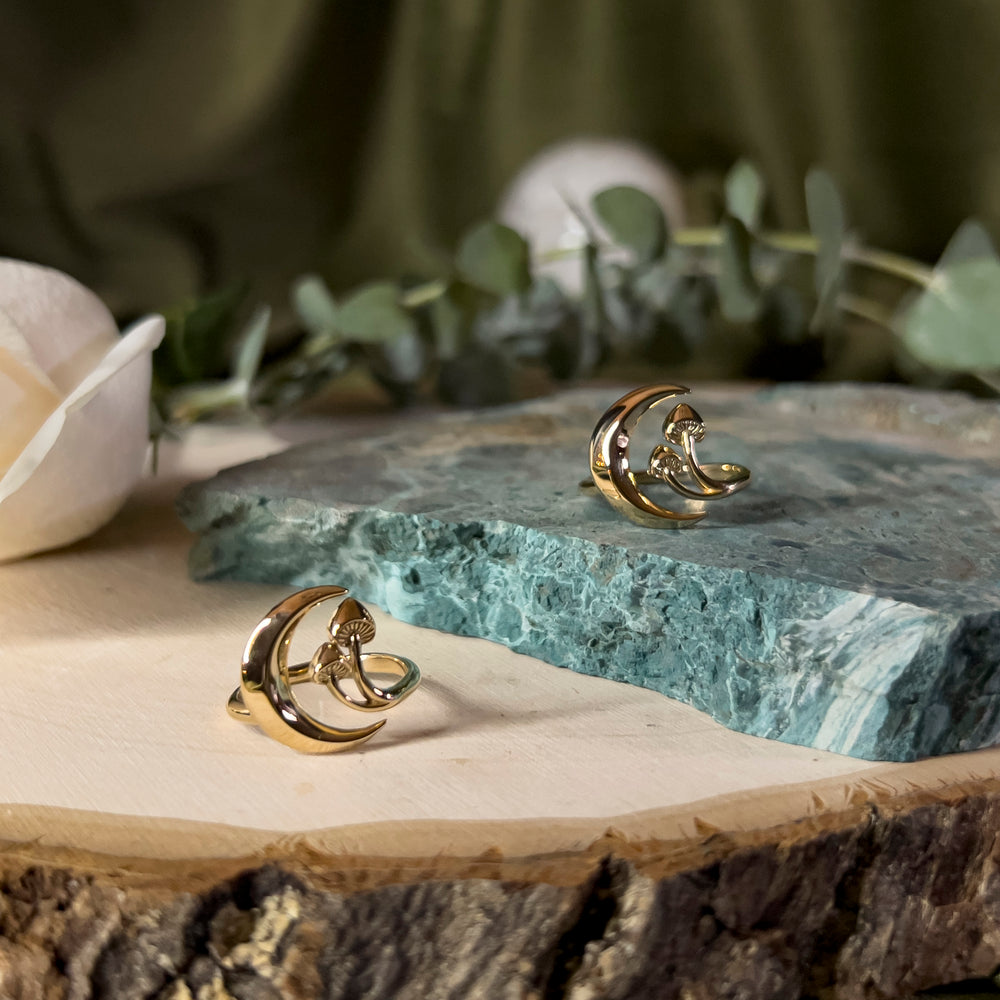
[400,279,448,308]
[673,228,935,287]
[837,293,897,330]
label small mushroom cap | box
[328,597,377,645]
[648,444,686,479]
[310,641,351,683]
[663,403,706,444]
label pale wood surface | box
[1,417,999,863]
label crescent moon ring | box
[226,586,420,753]
[584,385,751,528]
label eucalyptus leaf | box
[805,167,846,305]
[718,216,762,322]
[724,159,765,232]
[378,328,425,383]
[429,281,487,360]
[899,257,1000,370]
[527,274,567,314]
[429,289,465,361]
[602,262,664,350]
[578,242,605,371]
[938,218,999,269]
[456,221,531,295]
[591,185,668,264]
[475,276,569,356]
[291,274,339,335]
[659,276,711,357]
[475,294,528,345]
[632,258,682,312]
[601,286,639,344]
[232,304,271,384]
[157,280,249,385]
[338,281,416,343]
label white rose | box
[0,259,165,561]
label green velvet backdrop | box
[2,0,999,319]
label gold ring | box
[582,384,751,527]
[227,586,421,753]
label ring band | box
[228,586,420,753]
[583,384,751,527]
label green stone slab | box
[177,385,1000,762]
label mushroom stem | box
[348,634,363,675]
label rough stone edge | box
[2,779,999,1000]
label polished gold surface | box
[227,586,421,753]
[584,385,751,528]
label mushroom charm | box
[584,385,752,528]
[649,402,741,500]
[227,587,421,753]
[319,597,415,711]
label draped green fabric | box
[2,0,999,318]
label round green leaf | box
[291,274,339,335]
[632,258,681,311]
[158,280,249,385]
[429,281,484,360]
[805,167,845,300]
[338,282,416,344]
[717,217,762,322]
[428,292,464,361]
[578,242,605,369]
[379,328,425,383]
[456,222,531,295]
[232,304,271,383]
[938,218,998,269]
[900,258,1000,370]
[591,185,668,264]
[724,159,765,232]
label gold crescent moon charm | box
[227,586,421,753]
[585,384,751,528]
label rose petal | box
[0,258,119,393]
[0,309,63,477]
[0,315,165,561]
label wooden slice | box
[2,421,999,999]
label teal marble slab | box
[177,385,1000,761]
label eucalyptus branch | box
[542,226,936,289]
[152,160,1000,428]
